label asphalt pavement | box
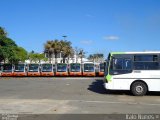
[0,77,160,119]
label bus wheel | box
[131,81,147,96]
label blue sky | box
[1,0,160,57]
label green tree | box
[0,46,10,63]
[0,27,7,37]
[0,38,27,64]
[36,53,47,63]
[16,47,28,62]
[0,26,28,64]
[28,52,46,63]
[0,36,17,46]
[0,36,18,63]
[28,52,37,63]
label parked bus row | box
[0,63,104,77]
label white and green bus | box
[104,51,160,96]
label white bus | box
[104,51,160,96]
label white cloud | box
[103,35,119,40]
[80,40,93,45]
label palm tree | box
[88,53,104,63]
[44,40,54,63]
[97,54,104,62]
[60,40,73,63]
[74,47,79,63]
[59,40,66,63]
[63,45,74,63]
[79,49,85,64]
[88,54,94,61]
[44,39,74,64]
[52,40,61,64]
[44,40,61,64]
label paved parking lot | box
[0,77,160,114]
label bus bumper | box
[41,72,54,76]
[104,82,112,90]
[27,72,41,76]
[13,72,27,77]
[69,72,82,76]
[99,72,104,76]
[56,72,68,76]
[1,72,13,77]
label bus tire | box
[131,81,147,96]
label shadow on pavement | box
[88,79,107,94]
[147,92,160,96]
[88,79,131,95]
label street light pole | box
[62,35,67,63]
[62,35,67,41]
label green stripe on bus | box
[106,74,112,82]
[111,52,125,56]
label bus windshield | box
[14,64,25,72]
[0,64,3,72]
[70,64,80,72]
[57,64,67,72]
[42,64,52,72]
[84,64,94,72]
[29,64,39,72]
[3,64,12,72]
[100,63,104,72]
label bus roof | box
[70,63,80,65]
[57,63,67,65]
[110,51,160,55]
[41,63,52,65]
